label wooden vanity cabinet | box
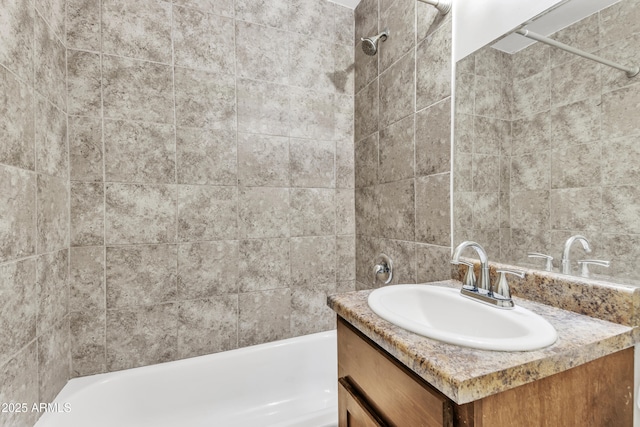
[337,317,634,427]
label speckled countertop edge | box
[328,280,638,405]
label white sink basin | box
[368,285,558,351]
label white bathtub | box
[35,331,338,427]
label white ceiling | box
[492,0,621,53]
[328,0,360,9]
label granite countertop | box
[328,280,638,405]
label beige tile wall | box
[65,0,355,377]
[454,0,640,281]
[0,2,356,420]
[354,0,453,290]
[0,1,70,425]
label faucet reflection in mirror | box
[453,0,640,284]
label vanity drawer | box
[337,317,453,427]
[339,378,387,427]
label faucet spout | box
[452,241,490,292]
[561,235,592,274]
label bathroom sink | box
[367,285,557,351]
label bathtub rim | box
[55,329,337,405]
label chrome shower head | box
[361,30,389,56]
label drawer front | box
[339,378,387,427]
[338,318,453,427]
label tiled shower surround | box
[354,0,453,290]
[1,0,356,424]
[454,0,640,281]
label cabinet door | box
[338,318,453,427]
[339,378,387,427]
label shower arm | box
[417,0,451,15]
[516,29,639,78]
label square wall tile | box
[173,6,235,74]
[104,119,176,184]
[290,138,335,188]
[416,26,451,111]
[35,96,68,179]
[379,50,415,129]
[67,0,101,51]
[603,136,640,186]
[378,114,414,183]
[378,179,415,241]
[102,55,174,124]
[69,116,103,182]
[238,238,290,292]
[102,0,172,63]
[0,343,39,427]
[415,174,451,246]
[289,88,335,140]
[178,296,238,359]
[177,127,237,186]
[178,185,237,241]
[355,186,379,237]
[67,50,102,117]
[287,0,333,39]
[174,67,236,131]
[0,259,36,364]
[238,288,291,347]
[237,78,289,136]
[289,34,333,92]
[106,244,177,309]
[291,282,336,336]
[415,98,451,176]
[70,309,106,376]
[105,183,176,245]
[290,188,335,237]
[36,0,67,42]
[36,250,69,335]
[38,317,69,403]
[0,66,34,171]
[336,235,355,281]
[70,182,104,246]
[355,79,378,143]
[379,0,415,73]
[238,187,289,239]
[336,189,355,235]
[0,166,36,263]
[106,303,177,371]
[34,15,66,110]
[174,0,234,17]
[336,138,354,189]
[0,0,34,84]
[37,175,69,254]
[355,132,378,188]
[237,133,289,187]
[70,246,105,311]
[178,240,238,299]
[550,188,601,231]
[290,236,336,287]
[602,186,640,234]
[236,21,288,84]
[235,0,288,29]
[416,244,451,282]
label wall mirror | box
[453,0,640,284]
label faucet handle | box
[527,252,553,271]
[452,260,476,289]
[577,259,610,278]
[494,269,526,299]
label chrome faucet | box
[452,241,490,292]
[451,241,517,309]
[561,235,592,274]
